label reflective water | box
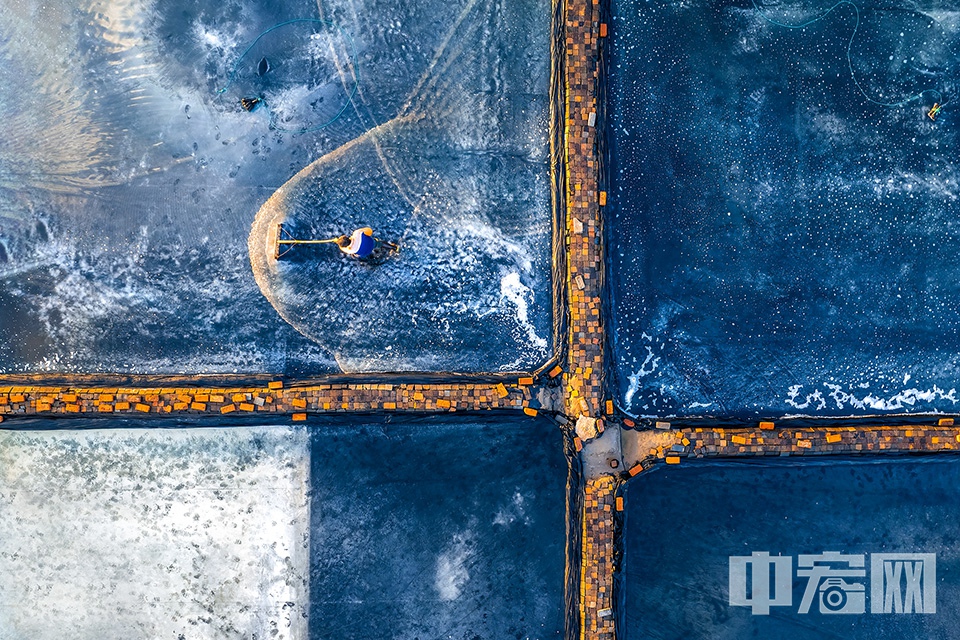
[609,0,960,418]
[0,0,553,375]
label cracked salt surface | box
[0,427,310,639]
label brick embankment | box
[624,420,960,474]
[0,380,539,418]
[580,475,617,640]
[562,0,605,421]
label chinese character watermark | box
[729,551,936,616]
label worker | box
[928,103,942,121]
[336,227,376,259]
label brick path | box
[625,420,960,472]
[581,476,617,640]
[0,380,537,419]
[562,0,605,421]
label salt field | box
[0,416,567,639]
[0,425,311,638]
[623,458,960,639]
[8,0,960,638]
[0,0,554,375]
[608,0,960,419]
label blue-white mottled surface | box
[609,0,960,418]
[0,0,552,375]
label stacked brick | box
[0,382,534,418]
[563,0,605,420]
[581,475,617,640]
[628,421,960,469]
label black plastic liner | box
[564,428,585,640]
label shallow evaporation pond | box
[0,0,554,375]
[622,457,960,639]
[608,0,960,419]
[0,414,568,639]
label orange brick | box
[10,395,25,403]
[574,437,583,452]
[210,395,225,403]
[65,404,81,413]
[98,405,114,413]
[826,434,842,444]
[436,399,452,409]
[100,394,115,403]
[518,376,534,386]
[615,496,623,512]
[195,394,209,403]
[413,392,425,401]
[599,22,608,37]
[759,421,775,429]
[36,403,52,412]
[115,402,130,411]
[939,418,955,427]
[627,463,644,476]
[523,407,538,417]
[232,393,247,403]
[239,403,255,412]
[135,403,150,413]
[268,381,283,390]
[291,398,307,409]
[665,455,681,465]
[173,402,189,411]
[383,402,397,410]
[190,402,207,411]
[548,365,563,378]
[62,394,78,403]
[605,399,614,414]
[292,413,307,421]
[599,191,607,206]
[495,383,509,398]
[220,404,236,414]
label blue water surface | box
[609,0,960,418]
[623,458,960,639]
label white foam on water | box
[0,427,310,639]
[434,532,474,602]
[786,382,959,412]
[499,272,548,351]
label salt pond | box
[0,415,567,639]
[608,0,960,418]
[0,0,553,375]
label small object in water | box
[928,102,942,121]
[257,56,271,77]
[240,96,262,112]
